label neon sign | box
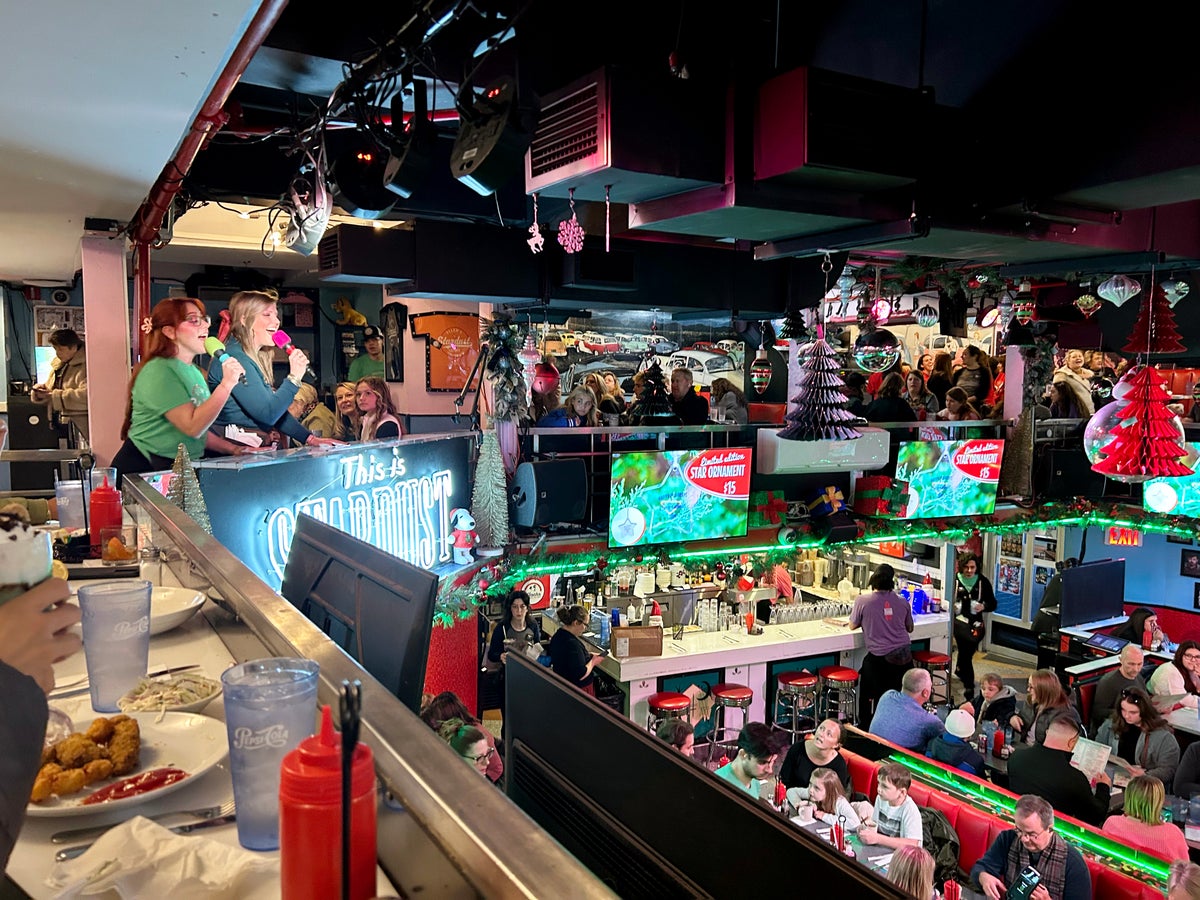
[1105,526,1142,547]
[196,437,472,589]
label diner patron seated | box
[1006,717,1110,826]
[778,718,849,797]
[868,668,945,751]
[857,762,922,849]
[713,722,785,799]
[1101,774,1189,862]
[971,794,1091,900]
[1088,644,1146,735]
[960,672,1018,730]
[1148,640,1200,711]
[925,709,985,775]
[1093,688,1180,786]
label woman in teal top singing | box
[112,297,244,484]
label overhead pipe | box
[127,0,290,358]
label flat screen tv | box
[1143,443,1200,517]
[1060,558,1126,628]
[608,447,751,548]
[281,513,438,713]
[893,438,1005,518]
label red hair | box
[121,298,206,439]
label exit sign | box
[1105,526,1142,547]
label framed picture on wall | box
[1168,534,1194,545]
[380,303,405,383]
[409,311,482,393]
[1181,548,1200,578]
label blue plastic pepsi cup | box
[78,580,152,712]
[221,658,319,850]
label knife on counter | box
[50,802,226,844]
[54,813,236,862]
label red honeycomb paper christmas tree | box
[1123,284,1185,354]
[1091,365,1193,480]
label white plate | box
[150,587,207,635]
[28,712,228,817]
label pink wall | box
[80,235,131,465]
[385,295,492,415]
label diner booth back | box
[504,655,908,899]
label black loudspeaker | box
[1038,448,1107,500]
[512,460,587,527]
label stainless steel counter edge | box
[123,475,617,900]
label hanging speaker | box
[450,76,536,197]
[512,460,587,527]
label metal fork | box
[49,799,235,845]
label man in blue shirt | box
[869,668,945,750]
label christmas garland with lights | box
[433,498,1200,622]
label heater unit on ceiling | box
[317,224,415,285]
[524,67,724,205]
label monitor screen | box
[893,438,1005,518]
[1085,632,1129,653]
[281,513,438,713]
[1143,443,1200,517]
[608,447,751,548]
[34,346,55,387]
[1060,558,1126,629]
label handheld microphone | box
[272,330,316,380]
[203,337,247,385]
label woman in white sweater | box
[1148,640,1200,711]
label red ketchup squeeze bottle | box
[1142,623,1153,651]
[88,476,122,549]
[280,705,377,900]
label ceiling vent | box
[317,224,415,284]
[525,67,723,204]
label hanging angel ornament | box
[557,187,585,254]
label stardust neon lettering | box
[266,468,455,580]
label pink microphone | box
[271,330,315,380]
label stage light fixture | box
[383,80,435,199]
[977,301,1000,328]
[283,148,332,256]
[329,130,397,219]
[450,75,537,197]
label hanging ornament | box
[749,322,772,394]
[1123,284,1186,354]
[996,290,1015,328]
[1091,365,1194,482]
[836,265,855,305]
[527,192,544,254]
[1097,274,1141,308]
[557,187,585,254]
[1013,294,1036,325]
[777,338,862,441]
[604,183,611,253]
[915,305,938,328]
[870,297,892,323]
[1162,278,1190,308]
[518,332,541,406]
[852,329,902,372]
[1083,399,1131,465]
[1074,291,1101,318]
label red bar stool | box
[706,682,754,756]
[646,691,692,734]
[818,666,859,725]
[914,650,952,706]
[772,671,818,741]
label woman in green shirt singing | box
[112,297,244,484]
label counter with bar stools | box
[771,670,818,742]
[646,690,692,734]
[913,649,952,707]
[818,665,860,725]
[705,682,754,757]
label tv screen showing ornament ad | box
[1143,443,1200,517]
[894,439,1005,518]
[609,448,752,548]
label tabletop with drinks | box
[7,578,396,900]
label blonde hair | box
[808,767,848,815]
[564,385,599,426]
[888,845,935,899]
[334,381,359,440]
[1122,774,1166,826]
[227,290,280,381]
[292,382,318,412]
[1169,861,1200,899]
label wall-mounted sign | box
[1105,526,1142,547]
[196,437,472,588]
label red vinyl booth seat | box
[747,402,787,424]
[842,747,1162,898]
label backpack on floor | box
[919,806,961,886]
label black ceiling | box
[183,0,1200,276]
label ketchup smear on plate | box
[81,768,189,805]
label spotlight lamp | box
[450,75,538,196]
[977,300,1000,328]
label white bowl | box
[149,587,207,635]
[118,674,222,714]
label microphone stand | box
[452,340,491,433]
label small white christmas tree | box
[166,443,212,533]
[470,430,508,555]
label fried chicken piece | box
[108,715,132,727]
[85,717,115,744]
[30,763,64,803]
[48,767,87,797]
[41,745,56,766]
[107,720,141,775]
[81,758,114,784]
[54,733,103,769]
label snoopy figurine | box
[447,508,479,565]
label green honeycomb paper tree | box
[629,360,680,424]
